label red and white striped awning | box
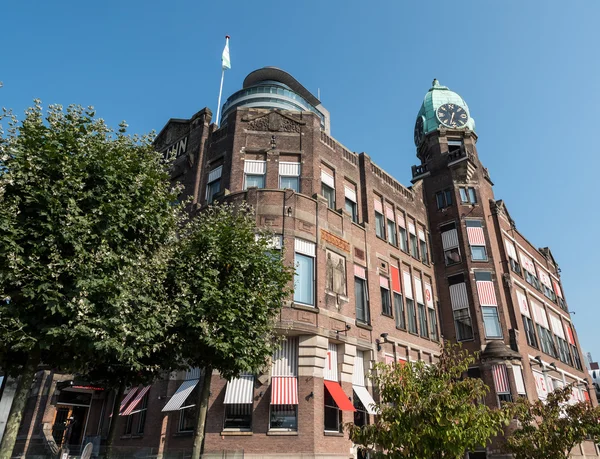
[121,385,151,416]
[552,279,563,299]
[476,281,497,306]
[492,364,510,395]
[271,377,298,405]
[467,226,486,246]
[118,387,139,415]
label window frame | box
[387,219,397,246]
[406,298,418,334]
[398,226,408,252]
[294,252,315,306]
[244,173,266,190]
[322,183,336,209]
[380,282,392,317]
[223,403,253,431]
[393,292,405,330]
[470,245,488,261]
[324,387,343,433]
[482,306,503,339]
[345,198,358,223]
[522,315,538,349]
[375,211,386,239]
[355,276,370,324]
[454,308,474,341]
[417,302,428,338]
[206,177,221,204]
[269,404,298,432]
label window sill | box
[292,303,319,313]
[396,326,407,332]
[381,313,394,319]
[355,321,373,331]
[221,430,253,436]
[120,434,144,440]
[267,430,298,436]
[324,431,344,437]
[173,431,194,437]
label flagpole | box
[215,68,225,126]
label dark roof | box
[243,67,321,107]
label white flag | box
[222,35,231,70]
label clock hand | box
[450,112,455,124]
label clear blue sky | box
[2,1,599,362]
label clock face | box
[414,116,425,145]
[436,103,468,128]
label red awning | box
[117,387,138,415]
[121,385,151,416]
[271,377,298,405]
[324,381,355,412]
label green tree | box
[0,102,181,458]
[165,203,294,459]
[505,384,600,459]
[348,344,514,459]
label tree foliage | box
[348,344,513,459]
[0,101,181,457]
[505,385,600,459]
[164,203,294,459]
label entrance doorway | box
[51,405,89,449]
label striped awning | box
[476,281,497,306]
[121,385,151,416]
[516,290,530,317]
[531,300,549,328]
[408,222,416,235]
[403,271,413,299]
[118,387,139,415]
[519,252,535,273]
[244,160,266,174]
[385,206,394,220]
[504,239,517,260]
[467,226,485,246]
[397,213,406,228]
[414,276,424,304]
[324,381,355,412]
[553,279,563,299]
[271,377,298,405]
[373,198,383,213]
[549,313,565,339]
[450,283,469,310]
[512,366,526,395]
[354,265,366,279]
[279,162,300,176]
[207,166,222,182]
[223,376,254,404]
[344,186,356,202]
[492,364,510,395]
[321,170,335,188]
[537,267,552,289]
[162,378,200,412]
[418,229,426,241]
[442,229,459,250]
[353,385,377,415]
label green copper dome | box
[414,79,475,146]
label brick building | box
[7,68,597,458]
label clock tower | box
[412,79,523,414]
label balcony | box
[411,163,429,180]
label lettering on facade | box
[320,229,350,253]
[163,136,188,160]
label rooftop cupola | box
[414,79,475,146]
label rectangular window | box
[459,187,477,204]
[324,387,342,432]
[345,199,358,223]
[537,325,556,357]
[410,234,419,258]
[294,240,315,306]
[137,393,148,434]
[428,307,438,341]
[224,404,252,430]
[380,276,392,316]
[244,160,266,190]
[571,345,583,371]
[435,189,453,209]
[398,227,408,252]
[206,165,222,204]
[321,169,335,209]
[406,298,417,334]
[270,405,298,431]
[523,315,538,348]
[454,308,474,341]
[344,185,358,223]
[466,220,487,261]
[556,337,572,365]
[394,293,405,330]
[179,404,197,432]
[418,303,428,338]
[482,306,502,338]
[355,275,369,324]
[441,222,461,265]
[387,219,397,246]
[418,231,428,264]
[279,161,300,192]
[353,392,369,428]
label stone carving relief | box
[325,250,347,297]
[244,112,304,133]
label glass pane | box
[280,176,299,192]
[468,187,477,204]
[381,287,392,316]
[394,293,405,329]
[322,184,335,209]
[224,404,252,429]
[387,220,397,245]
[399,228,408,252]
[207,179,221,204]
[418,303,428,338]
[407,299,417,334]
[270,405,297,430]
[294,254,314,305]
[444,190,453,206]
[420,241,428,263]
[459,188,468,203]
[482,306,502,338]
[245,174,265,189]
[375,213,385,238]
[454,309,473,341]
[410,235,418,258]
[471,246,487,261]
[345,198,358,222]
[436,193,444,209]
[355,277,369,323]
[428,308,438,340]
